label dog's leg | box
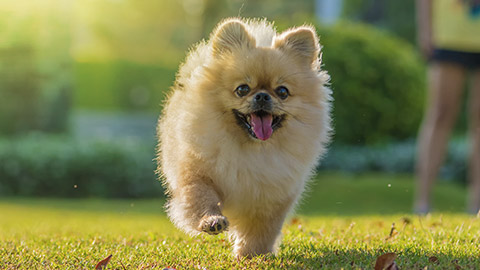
[232,204,290,258]
[167,173,228,235]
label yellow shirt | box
[433,0,480,52]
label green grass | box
[1,173,479,269]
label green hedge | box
[317,22,426,145]
[319,139,467,183]
[0,134,162,198]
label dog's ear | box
[275,26,319,66]
[211,19,255,58]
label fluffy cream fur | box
[157,18,331,258]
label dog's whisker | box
[277,108,305,125]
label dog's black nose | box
[254,92,271,102]
[252,92,272,111]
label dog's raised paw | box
[199,215,229,235]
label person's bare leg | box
[467,69,480,214]
[414,62,467,213]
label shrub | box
[319,139,468,183]
[319,140,417,173]
[0,134,162,198]
[316,22,426,145]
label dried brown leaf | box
[95,254,112,270]
[452,259,461,270]
[374,252,399,270]
[428,256,439,264]
[388,262,399,270]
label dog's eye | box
[275,86,289,100]
[235,84,250,97]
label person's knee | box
[428,103,457,129]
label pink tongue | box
[250,113,273,141]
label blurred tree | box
[0,0,73,135]
[318,22,425,145]
[0,47,41,135]
[342,0,416,44]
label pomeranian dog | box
[157,18,331,258]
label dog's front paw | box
[198,215,229,235]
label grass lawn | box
[1,172,479,269]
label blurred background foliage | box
[342,0,416,43]
[1,0,463,198]
[317,22,424,145]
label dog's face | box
[201,19,324,142]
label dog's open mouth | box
[233,109,286,141]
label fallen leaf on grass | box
[374,252,399,270]
[95,254,112,270]
[452,259,462,269]
[428,256,439,264]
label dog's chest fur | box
[205,139,313,217]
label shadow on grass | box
[274,247,478,269]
